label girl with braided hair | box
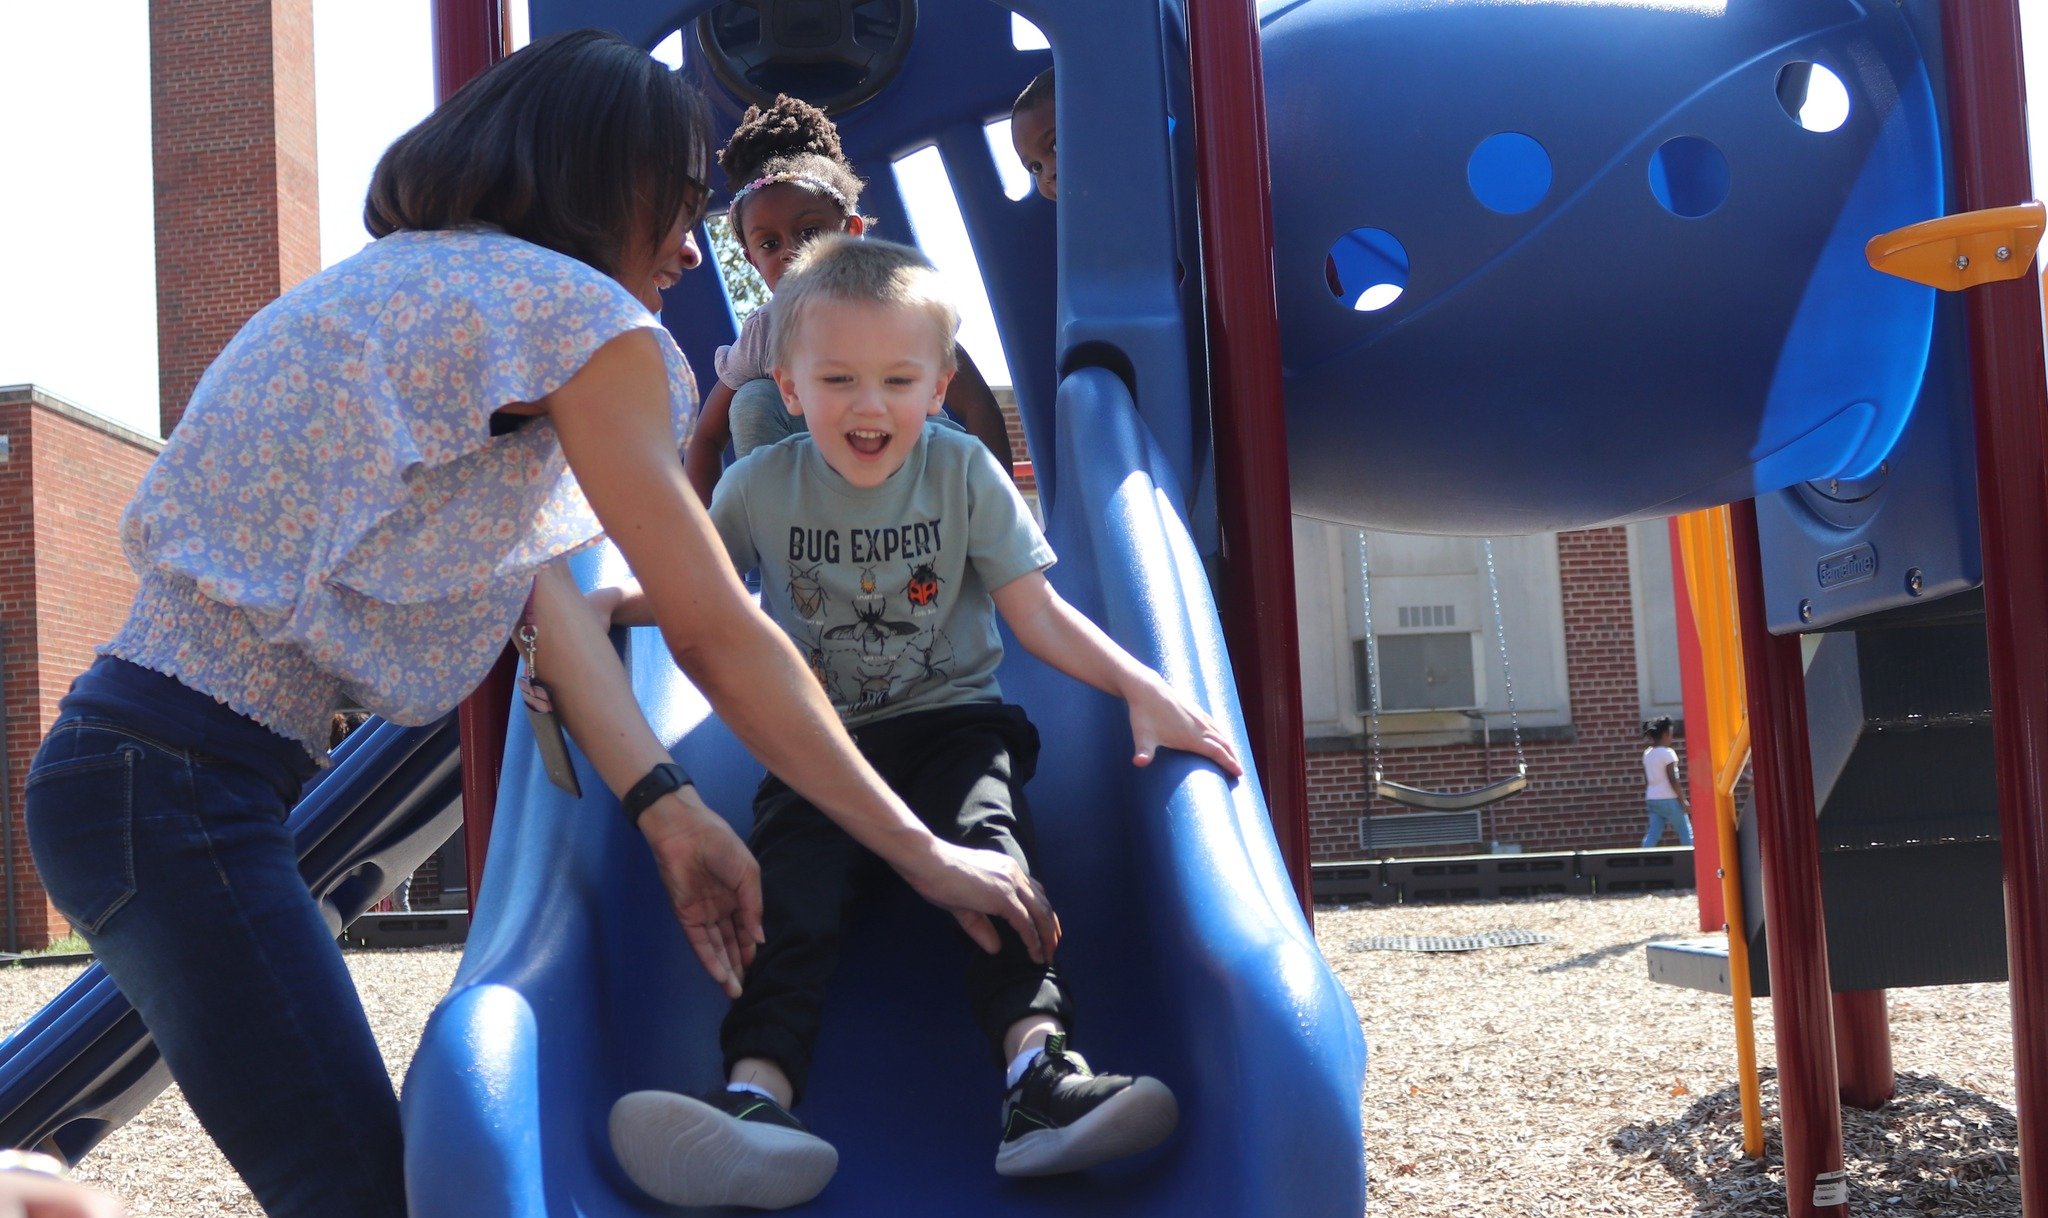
[684,95,1015,500]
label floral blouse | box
[108,228,697,758]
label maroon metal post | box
[435,0,511,903]
[1185,0,1313,919]
[1941,5,2048,1209]
[457,650,517,905]
[1729,498,1847,1217]
[1833,990,1895,1111]
[431,0,504,104]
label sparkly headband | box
[729,171,855,215]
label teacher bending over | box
[23,29,1056,1218]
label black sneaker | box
[995,1033,1179,1176]
[609,1087,838,1209]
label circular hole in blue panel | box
[1776,61,1850,133]
[1326,228,1409,312]
[1648,136,1731,219]
[1467,132,1553,215]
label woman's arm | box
[990,570,1242,775]
[545,329,1059,961]
[527,561,761,996]
[946,345,1018,477]
[685,380,738,504]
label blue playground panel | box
[402,370,1366,1216]
[1263,0,1945,536]
[1751,1,1983,633]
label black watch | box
[621,761,694,825]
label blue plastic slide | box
[0,713,465,1161]
[401,368,1369,1216]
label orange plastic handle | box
[1865,201,2044,291]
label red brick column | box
[151,0,319,436]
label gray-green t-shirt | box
[708,424,1055,726]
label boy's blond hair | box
[768,236,960,374]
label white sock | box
[726,1081,778,1103]
[1005,1046,1045,1089]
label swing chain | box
[1357,532,1529,794]
[1355,531,1386,792]
[1481,537,1530,779]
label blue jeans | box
[1643,797,1694,848]
[25,716,406,1218]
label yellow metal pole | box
[1716,728,1763,1157]
[1676,507,1765,1158]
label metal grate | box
[1397,604,1456,628]
[1349,928,1557,953]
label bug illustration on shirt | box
[906,561,943,612]
[826,601,919,655]
[904,630,953,684]
[786,562,827,621]
[852,659,896,712]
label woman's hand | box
[1126,676,1244,775]
[636,785,764,999]
[583,585,624,630]
[891,838,1061,963]
[0,1168,124,1218]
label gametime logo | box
[1816,544,1877,589]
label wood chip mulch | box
[1322,892,2021,1216]
[0,892,2025,1215]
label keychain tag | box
[517,618,583,797]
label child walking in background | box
[605,237,1241,1210]
[684,95,1013,502]
[1640,716,1693,847]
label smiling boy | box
[600,237,1241,1209]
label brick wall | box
[993,386,1036,499]
[1308,526,1667,861]
[151,0,319,436]
[0,387,161,948]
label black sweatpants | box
[720,702,1073,1104]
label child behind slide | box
[601,236,1243,1210]
[683,95,1014,504]
[1010,67,1057,202]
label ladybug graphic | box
[906,561,944,611]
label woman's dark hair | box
[1012,67,1055,118]
[717,94,865,231]
[365,29,711,279]
[1641,716,1675,742]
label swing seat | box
[1373,773,1529,813]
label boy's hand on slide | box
[899,841,1062,963]
[1127,679,1244,776]
[638,788,766,999]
